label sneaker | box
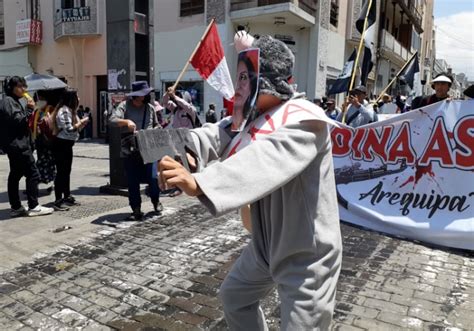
[27,205,54,217]
[63,196,80,206]
[53,200,70,211]
[153,201,164,213]
[10,206,27,218]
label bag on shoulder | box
[185,112,202,128]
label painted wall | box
[0,0,107,137]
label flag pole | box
[342,0,373,124]
[374,51,418,104]
[171,18,216,91]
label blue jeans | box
[123,156,160,211]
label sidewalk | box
[0,141,472,330]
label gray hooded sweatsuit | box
[191,102,342,330]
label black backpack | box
[185,113,202,128]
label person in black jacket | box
[0,76,53,217]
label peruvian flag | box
[190,22,234,108]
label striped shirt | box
[56,106,80,141]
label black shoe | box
[152,201,163,214]
[53,200,70,211]
[63,196,80,206]
[131,208,144,221]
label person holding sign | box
[158,31,342,330]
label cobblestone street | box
[0,142,473,330]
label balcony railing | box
[381,29,409,61]
[230,0,317,17]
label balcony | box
[380,29,412,65]
[394,0,423,33]
[54,5,100,40]
[230,0,316,26]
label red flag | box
[190,23,234,102]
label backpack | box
[185,112,202,128]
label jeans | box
[52,138,75,201]
[7,152,40,210]
[123,156,160,211]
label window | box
[180,0,204,17]
[61,0,74,9]
[330,0,339,27]
[0,0,4,45]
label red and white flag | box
[190,22,234,104]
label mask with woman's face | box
[235,61,251,110]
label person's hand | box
[127,120,137,132]
[79,117,89,129]
[26,98,35,110]
[349,95,361,107]
[166,87,175,98]
[158,155,203,196]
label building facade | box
[0,0,107,137]
[154,0,350,112]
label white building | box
[154,0,350,112]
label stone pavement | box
[1,141,473,330]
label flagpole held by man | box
[168,18,234,110]
[340,0,376,124]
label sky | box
[433,0,474,80]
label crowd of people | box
[0,70,464,219]
[1,28,473,330]
[314,71,458,128]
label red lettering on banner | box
[419,117,454,167]
[387,122,416,164]
[454,116,474,169]
[351,129,366,160]
[331,127,353,156]
[362,126,393,162]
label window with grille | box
[330,0,339,27]
[180,0,204,17]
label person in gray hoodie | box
[159,33,342,330]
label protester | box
[377,93,395,114]
[83,107,93,139]
[325,98,341,120]
[220,108,227,120]
[77,105,85,140]
[336,85,377,127]
[31,89,63,190]
[153,100,166,127]
[313,97,323,108]
[158,33,342,330]
[50,90,88,211]
[0,76,53,217]
[205,103,218,123]
[163,88,199,129]
[411,72,453,108]
[109,81,163,220]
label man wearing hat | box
[412,72,453,109]
[325,98,341,120]
[109,81,163,220]
[336,85,377,127]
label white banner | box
[332,100,474,250]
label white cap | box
[431,75,452,84]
